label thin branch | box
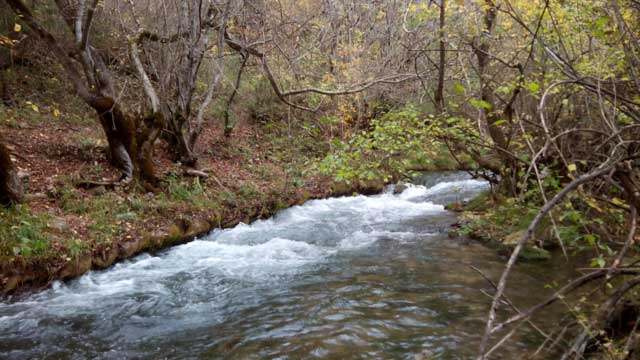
[478,163,619,359]
[129,34,160,113]
[80,0,100,50]
[224,32,420,112]
[606,205,638,282]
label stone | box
[393,183,408,194]
[47,217,70,233]
[89,185,107,196]
[502,231,551,261]
[16,170,30,180]
[120,239,141,258]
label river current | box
[0,172,569,359]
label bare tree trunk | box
[474,0,509,152]
[92,97,163,187]
[224,53,248,137]
[0,134,23,206]
[472,0,520,195]
[167,0,212,165]
[434,0,446,114]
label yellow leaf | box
[0,35,14,47]
[612,197,627,207]
[585,198,603,213]
[14,23,21,32]
[52,108,61,117]
[567,163,577,172]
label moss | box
[166,224,184,243]
[463,191,493,212]
[458,194,554,262]
[520,246,552,261]
[185,219,211,238]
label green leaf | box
[470,99,492,110]
[590,256,606,268]
[453,83,466,94]
[527,82,540,93]
[595,17,608,27]
[583,234,597,246]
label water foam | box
[0,172,503,360]
[0,174,486,321]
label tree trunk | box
[6,0,162,186]
[224,53,248,138]
[473,0,520,195]
[475,0,509,153]
[91,97,136,181]
[90,96,161,185]
[166,112,197,166]
[434,0,447,114]
[133,110,165,188]
[0,134,23,206]
[0,69,10,107]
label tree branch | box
[478,163,619,359]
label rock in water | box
[393,183,408,194]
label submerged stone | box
[520,246,552,261]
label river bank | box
[448,192,555,262]
[0,172,576,359]
[0,112,391,295]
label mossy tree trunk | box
[91,96,163,187]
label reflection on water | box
[0,173,569,359]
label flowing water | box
[0,172,571,359]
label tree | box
[470,0,526,195]
[434,0,447,115]
[123,0,232,165]
[5,0,163,186]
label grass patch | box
[0,205,51,261]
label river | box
[0,172,569,359]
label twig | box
[478,164,617,359]
[623,314,640,358]
[606,205,638,282]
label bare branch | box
[224,32,420,112]
[129,34,160,113]
[478,163,619,359]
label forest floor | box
[0,104,380,294]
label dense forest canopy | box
[1,0,639,358]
